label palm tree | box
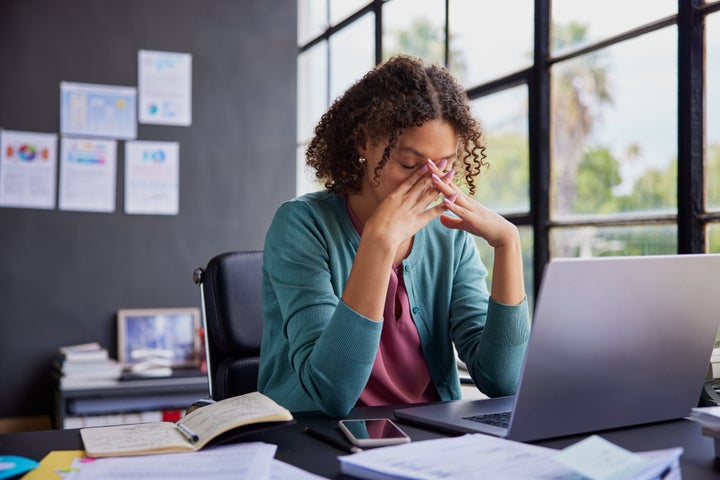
[551,22,612,217]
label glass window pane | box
[708,223,720,254]
[709,145,720,212]
[329,0,368,26]
[329,12,375,102]
[707,12,720,212]
[297,144,311,196]
[551,0,676,55]
[297,143,326,196]
[449,0,533,86]
[550,224,677,258]
[298,0,328,46]
[297,43,328,143]
[550,28,677,219]
[382,0,445,64]
[475,226,535,311]
[470,86,529,214]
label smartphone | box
[338,418,411,447]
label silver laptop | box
[395,254,720,442]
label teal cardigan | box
[258,191,530,416]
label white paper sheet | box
[270,460,328,479]
[0,129,57,209]
[59,137,116,212]
[138,50,192,126]
[66,443,276,480]
[60,82,137,139]
[124,140,179,215]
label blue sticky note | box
[555,435,651,480]
[0,456,39,479]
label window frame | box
[297,0,720,298]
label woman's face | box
[359,119,458,201]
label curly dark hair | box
[306,55,487,196]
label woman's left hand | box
[427,158,526,305]
[426,158,518,248]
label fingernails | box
[420,164,429,172]
[443,194,457,209]
[444,169,455,180]
[431,173,441,183]
[437,159,448,170]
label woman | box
[259,55,530,416]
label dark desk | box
[1,404,718,479]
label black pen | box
[304,426,363,454]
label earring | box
[358,156,366,164]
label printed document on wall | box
[0,130,57,209]
[60,82,137,139]
[139,50,192,126]
[124,140,179,215]
[59,138,116,212]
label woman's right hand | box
[363,160,448,252]
[342,162,447,320]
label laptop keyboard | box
[463,411,512,428]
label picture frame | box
[117,307,201,368]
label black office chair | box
[193,250,263,400]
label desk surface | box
[1,404,719,479]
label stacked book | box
[711,345,720,379]
[55,342,123,389]
[686,406,720,457]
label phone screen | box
[340,419,406,440]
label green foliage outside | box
[473,133,529,212]
[573,147,622,214]
[574,148,677,215]
[387,17,446,67]
[707,145,720,253]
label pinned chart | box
[0,129,58,209]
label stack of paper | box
[338,434,682,480]
[55,342,123,389]
[710,347,720,379]
[687,406,720,457]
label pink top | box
[346,202,439,406]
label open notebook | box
[395,254,720,442]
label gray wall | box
[0,0,297,418]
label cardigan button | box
[412,306,420,314]
[404,265,410,273]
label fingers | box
[437,193,468,230]
[394,158,444,205]
[439,212,464,230]
[395,157,439,195]
[394,158,459,215]
[423,158,472,230]
[425,158,461,204]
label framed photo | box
[117,307,201,368]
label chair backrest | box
[193,250,263,400]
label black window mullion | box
[374,0,383,65]
[677,0,705,253]
[529,0,551,298]
[444,0,450,68]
